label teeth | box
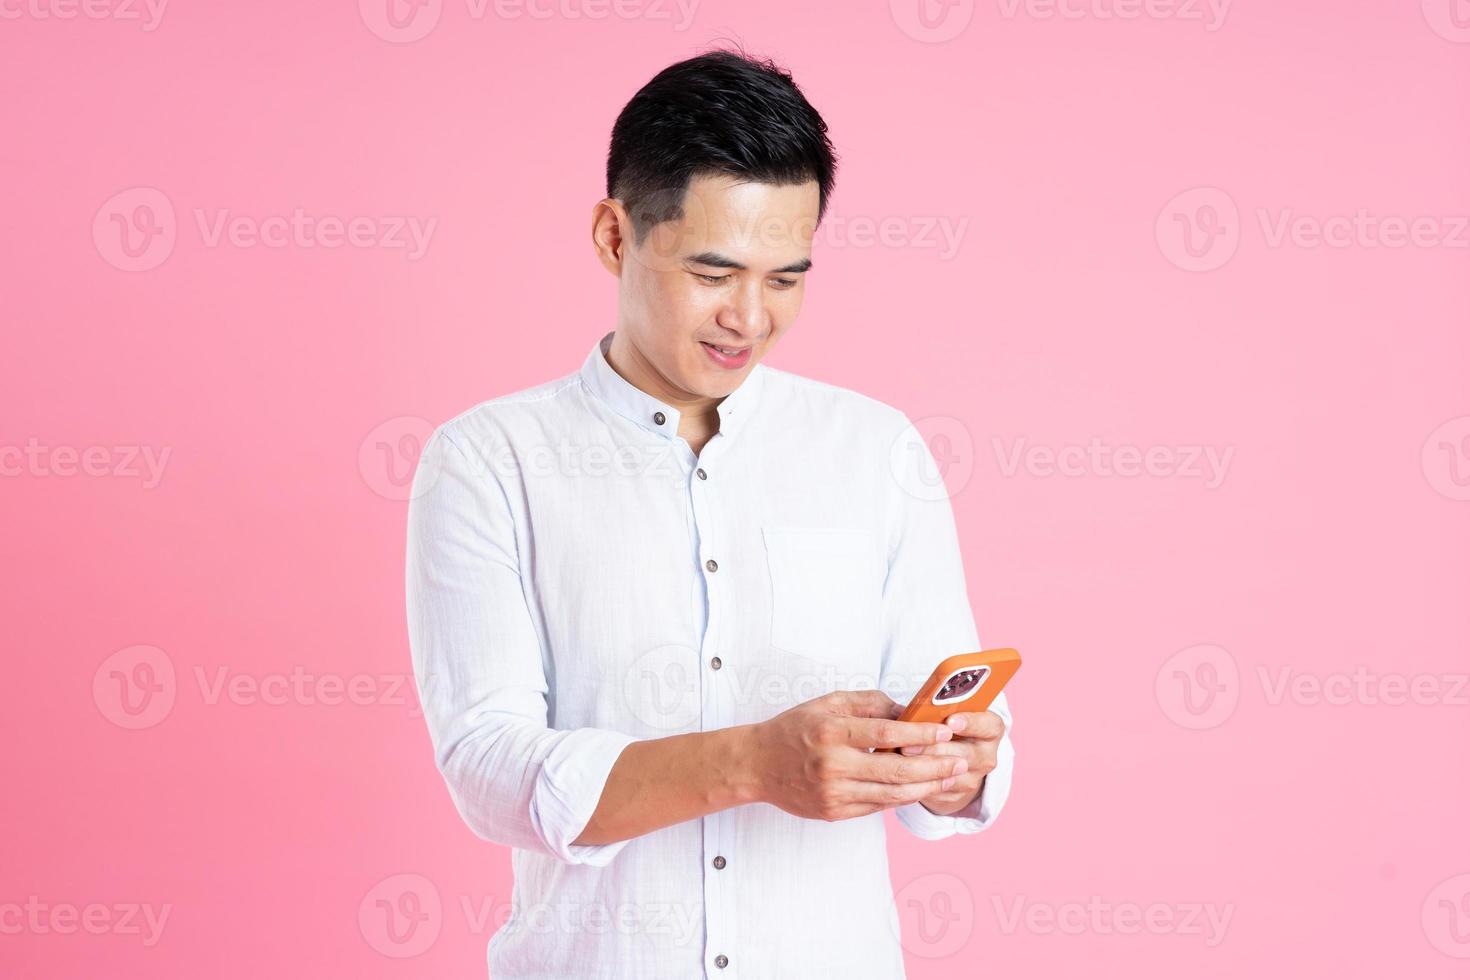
[709,344,741,356]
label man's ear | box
[591,198,628,276]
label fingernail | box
[941,776,956,790]
[952,760,969,775]
[948,716,967,732]
[936,728,953,742]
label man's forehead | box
[685,174,819,216]
[674,177,819,257]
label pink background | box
[3,1,1468,976]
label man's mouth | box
[699,341,753,369]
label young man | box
[406,47,1015,979]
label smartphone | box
[882,648,1021,752]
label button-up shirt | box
[405,330,1016,979]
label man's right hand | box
[744,689,969,822]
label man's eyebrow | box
[686,251,813,274]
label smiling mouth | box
[701,342,749,356]
[698,340,754,369]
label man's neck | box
[606,331,724,451]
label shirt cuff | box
[893,732,1016,840]
[528,727,640,865]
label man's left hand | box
[902,710,1005,816]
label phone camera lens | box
[937,668,982,700]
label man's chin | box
[680,364,752,398]
[692,374,748,399]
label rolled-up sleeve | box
[876,412,1017,841]
[406,422,638,866]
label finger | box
[845,774,962,807]
[827,801,890,822]
[843,715,954,750]
[829,688,904,719]
[899,741,966,758]
[860,751,968,786]
[945,710,1006,739]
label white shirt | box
[405,331,1015,979]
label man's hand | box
[899,710,1006,816]
[746,690,971,822]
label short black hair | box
[606,46,839,246]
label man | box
[406,46,1015,979]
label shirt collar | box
[579,330,766,441]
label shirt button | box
[653,411,666,425]
[709,656,722,670]
[696,468,707,480]
[715,954,729,969]
[705,558,718,573]
[713,855,726,870]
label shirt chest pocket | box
[762,526,885,664]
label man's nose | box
[719,281,767,338]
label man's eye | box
[693,273,799,288]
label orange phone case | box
[884,648,1021,751]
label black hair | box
[605,45,839,246]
